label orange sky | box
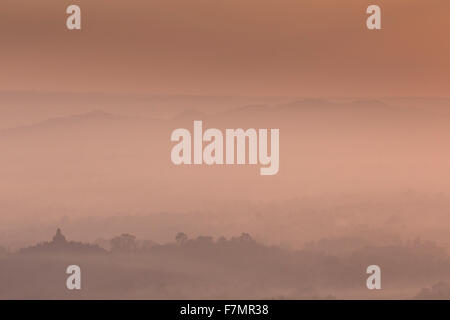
[1,0,449,97]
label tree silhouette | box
[175,232,188,245]
[239,233,254,243]
[110,233,137,252]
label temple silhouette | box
[52,228,66,244]
[20,228,106,254]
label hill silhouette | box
[20,228,106,254]
[0,228,448,299]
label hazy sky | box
[1,0,449,97]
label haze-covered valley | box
[1,92,450,250]
[1,92,450,299]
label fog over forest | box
[1,93,450,299]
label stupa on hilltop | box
[20,228,106,254]
[52,228,67,244]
